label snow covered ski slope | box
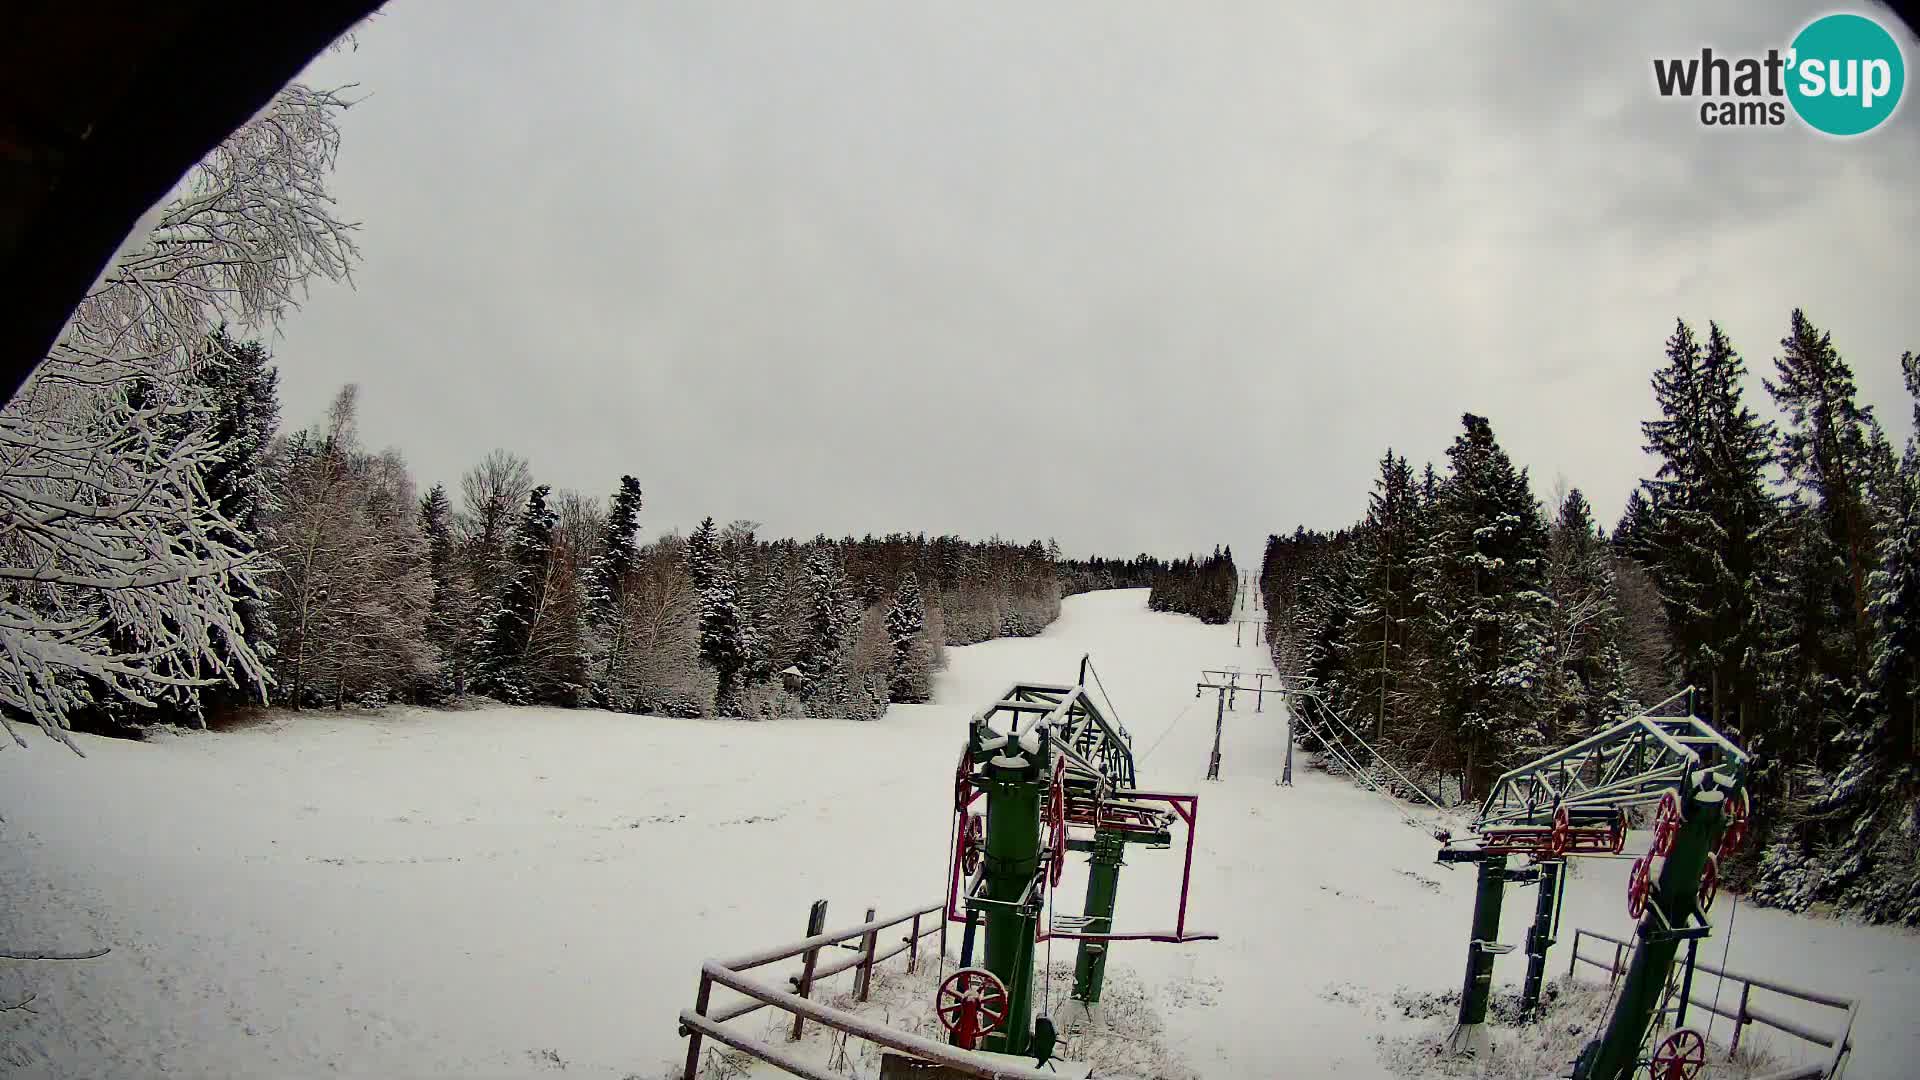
[1,589,1915,1078]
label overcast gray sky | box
[276,1,1920,560]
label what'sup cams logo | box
[1653,12,1907,135]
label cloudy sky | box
[277,2,1920,560]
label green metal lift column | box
[980,752,1044,1056]
[1573,785,1728,1080]
[1070,828,1127,1003]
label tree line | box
[1148,547,1238,624]
[1261,310,1919,925]
[58,362,1109,727]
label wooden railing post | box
[857,906,880,1002]
[1731,982,1752,1055]
[907,911,923,974]
[682,971,713,1080]
[790,899,829,1041]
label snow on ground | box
[2,588,1916,1078]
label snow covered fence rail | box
[680,899,967,1080]
[1568,927,1858,1080]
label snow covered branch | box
[0,82,359,749]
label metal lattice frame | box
[1475,702,1749,831]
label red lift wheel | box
[1046,771,1068,887]
[936,968,1009,1050]
[960,812,985,876]
[1652,791,1682,857]
[1697,853,1719,913]
[1610,811,1628,855]
[1627,852,1654,920]
[1549,805,1571,857]
[1649,1027,1707,1080]
[954,751,972,813]
[1718,788,1749,859]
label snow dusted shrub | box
[1750,833,1825,912]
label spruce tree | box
[1413,414,1552,798]
[796,547,852,714]
[1336,451,1418,742]
[1767,310,1883,665]
[186,328,282,715]
[475,485,587,705]
[887,571,929,703]
[1637,320,1779,733]
[691,524,750,716]
[1809,354,1920,922]
[419,483,478,698]
[587,476,643,707]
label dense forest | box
[1261,312,1920,924]
[57,359,1197,730]
[1149,547,1239,624]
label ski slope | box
[0,589,1914,1078]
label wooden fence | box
[677,898,1062,1080]
[1568,927,1858,1080]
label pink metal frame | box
[945,783,1217,944]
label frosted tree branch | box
[1,81,359,750]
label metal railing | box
[677,898,1060,1080]
[1567,927,1858,1080]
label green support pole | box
[980,757,1043,1056]
[1446,853,1509,1057]
[1521,860,1561,1018]
[1070,828,1127,1004]
[1573,786,1728,1080]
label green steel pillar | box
[1520,860,1562,1018]
[1446,853,1509,1056]
[1574,787,1728,1080]
[980,755,1043,1056]
[1070,828,1127,1004]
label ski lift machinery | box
[940,656,1216,1059]
[1435,690,1751,1080]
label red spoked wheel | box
[1046,770,1068,887]
[960,812,985,876]
[936,968,1009,1050]
[1549,805,1571,857]
[1610,810,1628,855]
[1718,788,1749,860]
[1627,852,1654,920]
[1697,852,1719,913]
[1652,791,1682,857]
[955,750,973,813]
[1649,1027,1707,1080]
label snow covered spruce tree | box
[0,81,358,747]
[418,483,479,700]
[1633,320,1779,734]
[1539,489,1636,746]
[585,475,644,710]
[887,570,931,703]
[1334,451,1421,744]
[796,545,854,715]
[688,517,751,716]
[1411,413,1552,800]
[474,485,588,706]
[1796,350,1920,923]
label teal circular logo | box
[1787,13,1906,136]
